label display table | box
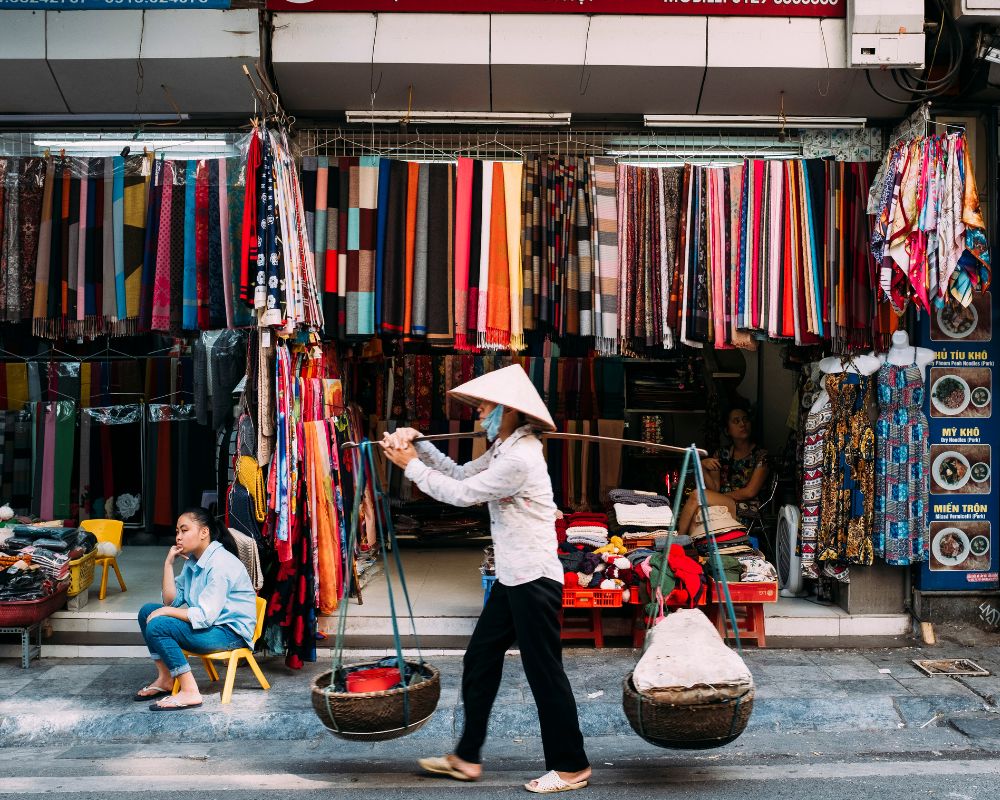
[0,588,68,668]
[559,588,622,649]
[706,581,779,647]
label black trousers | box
[455,577,589,772]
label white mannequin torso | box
[878,331,935,380]
[809,389,830,415]
[818,354,881,377]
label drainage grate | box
[912,659,991,677]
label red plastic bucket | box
[346,667,402,693]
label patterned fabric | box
[818,371,875,566]
[589,157,619,354]
[800,403,832,579]
[874,358,929,565]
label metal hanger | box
[147,387,194,405]
[84,340,136,362]
[0,345,29,362]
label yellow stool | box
[80,519,127,601]
[173,596,270,704]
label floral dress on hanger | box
[817,370,875,567]
[874,354,929,565]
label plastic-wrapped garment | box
[193,328,247,429]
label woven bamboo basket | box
[311,662,441,742]
[621,672,754,750]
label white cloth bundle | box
[633,608,753,697]
[613,503,674,528]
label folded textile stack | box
[16,546,70,582]
[609,499,675,548]
[563,512,610,548]
[0,564,57,601]
[689,505,754,557]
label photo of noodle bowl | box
[930,374,971,416]
[929,521,991,572]
[933,450,971,490]
[930,291,992,342]
[932,527,970,567]
[928,367,992,419]
[930,444,991,495]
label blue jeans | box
[138,603,246,678]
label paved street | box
[2,741,1000,799]
[3,645,1000,796]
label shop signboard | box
[0,0,231,8]
[265,0,845,18]
[918,290,1000,591]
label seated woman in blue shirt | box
[134,507,257,710]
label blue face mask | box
[482,404,505,441]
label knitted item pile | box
[608,489,671,507]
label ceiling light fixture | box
[644,114,867,130]
[345,111,572,126]
[31,137,233,154]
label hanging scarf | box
[589,157,618,355]
[502,161,524,350]
[426,162,455,346]
[484,163,511,349]
[454,157,474,350]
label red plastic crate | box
[562,588,623,608]
[709,580,779,604]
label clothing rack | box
[297,129,809,164]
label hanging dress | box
[817,370,875,567]
[800,400,832,580]
[874,352,929,565]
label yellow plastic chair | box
[173,596,270,704]
[80,518,127,601]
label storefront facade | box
[1,1,998,653]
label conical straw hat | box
[448,364,556,432]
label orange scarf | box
[485,163,511,347]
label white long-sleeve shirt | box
[404,426,564,587]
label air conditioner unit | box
[848,0,926,68]
[954,0,1000,23]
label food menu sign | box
[919,290,999,591]
[265,0,846,17]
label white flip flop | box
[524,770,589,793]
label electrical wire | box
[864,0,965,106]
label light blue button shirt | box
[170,541,257,645]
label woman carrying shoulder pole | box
[380,364,591,794]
